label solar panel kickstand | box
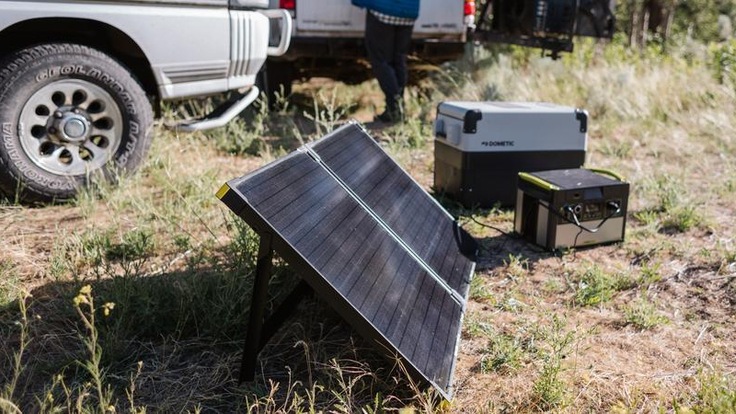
[238,232,312,383]
[239,232,274,383]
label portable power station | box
[514,168,629,250]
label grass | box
[689,370,736,413]
[469,275,494,304]
[479,327,537,375]
[622,294,669,330]
[633,175,708,233]
[531,316,576,411]
[2,36,736,412]
[572,265,632,307]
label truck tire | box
[0,43,153,203]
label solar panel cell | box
[309,126,476,297]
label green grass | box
[633,175,708,234]
[469,275,494,304]
[479,330,536,374]
[501,254,530,282]
[463,312,495,339]
[637,262,664,287]
[572,265,633,307]
[689,371,736,413]
[0,261,18,308]
[622,295,669,330]
[531,316,576,411]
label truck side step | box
[167,86,260,132]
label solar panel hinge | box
[302,144,466,306]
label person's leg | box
[392,24,414,97]
[386,24,413,121]
[365,12,401,115]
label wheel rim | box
[19,79,124,176]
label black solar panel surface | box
[221,123,475,398]
[309,126,475,296]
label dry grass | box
[2,39,736,412]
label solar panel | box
[218,122,477,399]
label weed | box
[633,209,660,227]
[225,215,261,273]
[64,228,112,272]
[573,266,632,307]
[691,370,736,412]
[623,294,669,330]
[48,244,73,281]
[385,118,432,150]
[173,233,192,251]
[720,248,736,274]
[463,313,495,339]
[469,275,494,304]
[205,95,272,156]
[125,361,145,414]
[724,177,736,195]
[532,315,576,411]
[0,261,18,307]
[479,331,533,374]
[709,39,736,85]
[496,292,527,313]
[52,227,156,280]
[637,262,663,287]
[105,228,155,263]
[652,175,684,213]
[635,175,707,233]
[543,277,565,293]
[271,85,292,115]
[1,291,30,406]
[502,254,530,281]
[599,140,634,158]
[73,285,114,412]
[304,87,350,135]
[661,205,705,233]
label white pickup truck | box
[0,0,291,203]
[261,0,616,97]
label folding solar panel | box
[217,121,477,399]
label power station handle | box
[575,109,588,133]
[588,168,625,182]
[435,119,447,138]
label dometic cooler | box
[434,101,588,208]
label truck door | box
[474,0,616,57]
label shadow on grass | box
[436,197,555,272]
[0,257,420,412]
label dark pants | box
[365,12,414,111]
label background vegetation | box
[2,2,736,412]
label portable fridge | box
[434,101,588,208]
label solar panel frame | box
[218,122,477,399]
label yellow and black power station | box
[514,168,629,250]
